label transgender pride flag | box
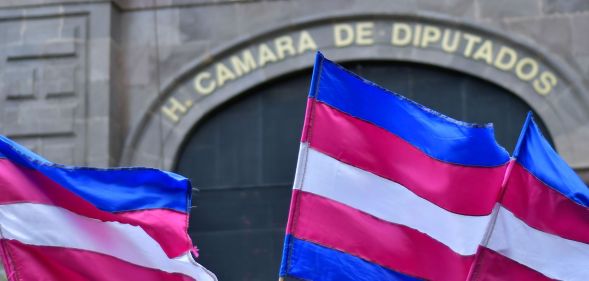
[279,53,511,281]
[0,136,216,280]
[469,113,589,280]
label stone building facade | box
[0,0,588,280]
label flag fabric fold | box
[468,113,589,281]
[0,136,217,281]
[279,52,511,281]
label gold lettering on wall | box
[334,24,354,47]
[494,46,518,71]
[391,23,412,46]
[441,29,460,53]
[297,31,318,53]
[162,21,561,123]
[389,22,558,98]
[421,26,441,48]
[533,72,557,96]
[161,97,188,123]
[194,72,215,95]
[230,50,257,77]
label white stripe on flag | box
[296,144,492,256]
[0,203,216,281]
[487,206,589,281]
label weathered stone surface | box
[0,3,119,167]
[42,142,76,164]
[500,16,573,59]
[6,41,77,60]
[0,0,104,9]
[543,0,589,14]
[478,0,541,19]
[44,65,77,97]
[417,0,476,18]
[2,68,36,99]
[179,4,238,42]
[571,14,589,56]
[2,104,76,137]
[0,0,586,174]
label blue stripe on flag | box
[309,52,509,167]
[0,135,191,213]
[513,112,589,207]
[281,235,422,281]
[279,234,293,277]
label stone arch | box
[121,12,589,170]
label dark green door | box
[175,61,552,281]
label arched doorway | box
[176,61,552,281]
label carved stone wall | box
[0,3,120,167]
[0,0,587,181]
[0,13,87,164]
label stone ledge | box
[0,0,108,9]
[0,0,258,11]
[6,41,77,61]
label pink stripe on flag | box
[307,101,506,216]
[502,163,589,244]
[468,247,554,281]
[290,190,474,281]
[0,159,191,258]
[0,239,195,281]
[300,98,315,143]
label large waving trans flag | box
[279,52,511,281]
[469,113,589,281]
[279,52,589,281]
[0,136,217,281]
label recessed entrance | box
[176,61,552,281]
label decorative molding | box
[121,12,589,170]
[0,12,88,164]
